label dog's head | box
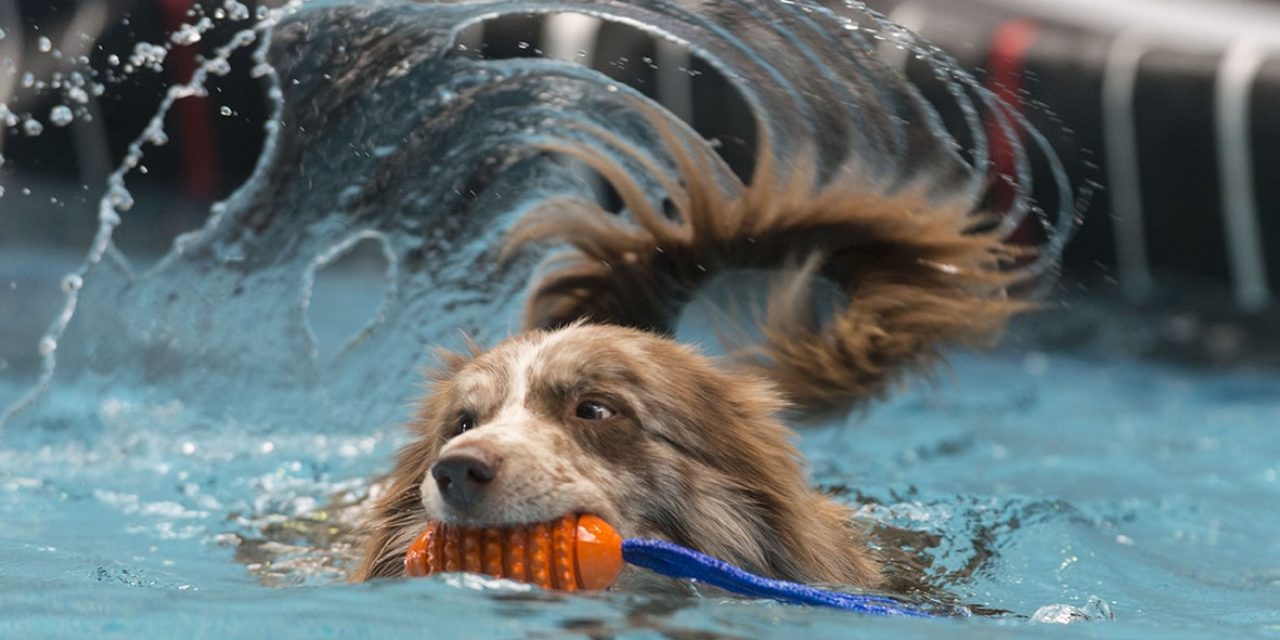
[420,323,667,528]
[354,323,880,587]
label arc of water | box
[0,1,305,429]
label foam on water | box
[2,0,1275,638]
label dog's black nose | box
[431,451,498,509]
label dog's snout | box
[431,449,500,509]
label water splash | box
[297,229,400,363]
[2,0,1081,432]
[1031,595,1116,624]
[1,1,305,426]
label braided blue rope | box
[621,538,958,618]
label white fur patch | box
[419,330,622,526]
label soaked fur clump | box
[350,99,1032,588]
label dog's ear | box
[353,342,474,582]
[411,344,475,437]
[352,344,482,582]
[503,94,1035,418]
[417,334,481,396]
[349,435,437,582]
[431,330,483,375]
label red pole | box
[984,18,1039,243]
[156,0,221,201]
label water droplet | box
[145,128,169,146]
[130,42,169,71]
[61,274,83,292]
[223,1,251,21]
[106,53,120,66]
[38,337,57,355]
[170,24,203,46]
[22,118,43,136]
[49,105,74,127]
[107,186,134,212]
[37,36,52,53]
[219,105,233,116]
[206,58,231,76]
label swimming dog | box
[350,109,1027,588]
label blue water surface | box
[2,284,1278,638]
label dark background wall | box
[4,0,1280,311]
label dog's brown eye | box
[455,414,474,435]
[575,401,615,420]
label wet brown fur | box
[353,96,1032,588]
[352,325,881,586]
[504,100,1029,417]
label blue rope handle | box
[621,538,961,618]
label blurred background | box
[3,0,1280,371]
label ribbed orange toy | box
[404,514,623,591]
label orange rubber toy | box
[404,514,623,591]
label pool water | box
[1,0,1276,637]
[2,285,1278,638]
